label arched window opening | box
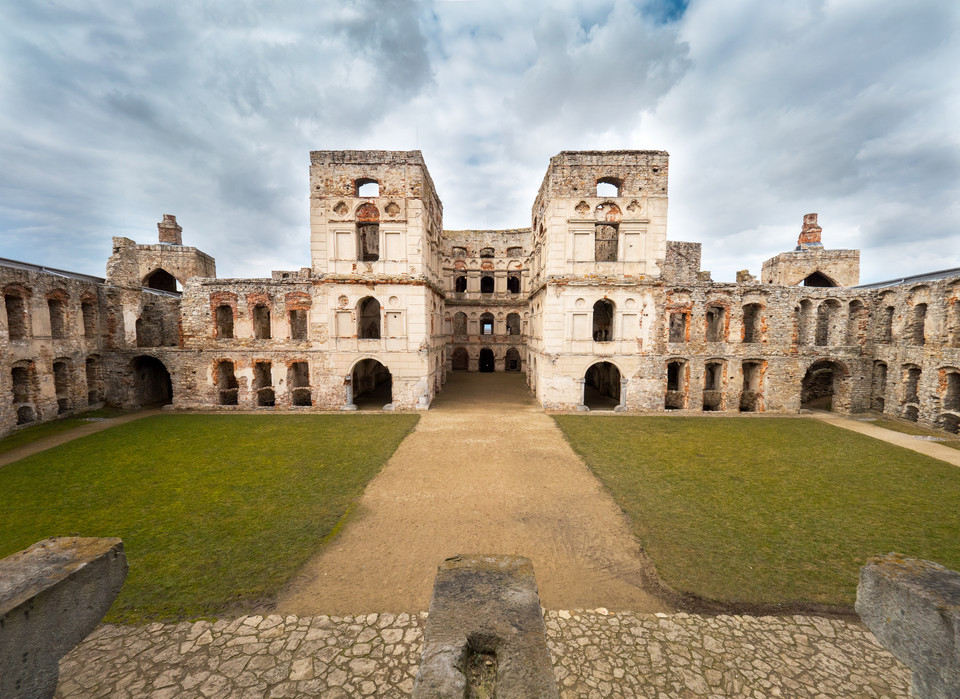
[742,304,762,344]
[878,306,895,343]
[353,359,392,408]
[289,309,308,340]
[506,313,520,336]
[480,275,494,293]
[507,274,521,294]
[507,246,523,258]
[904,405,919,422]
[703,362,724,411]
[910,303,927,346]
[872,362,887,412]
[53,360,71,414]
[944,372,960,412]
[665,361,686,410]
[453,312,467,336]
[144,269,178,293]
[358,297,381,339]
[801,360,845,412]
[452,347,469,371]
[86,356,100,405]
[254,361,274,407]
[480,247,495,259]
[801,271,836,287]
[453,247,467,259]
[668,312,688,343]
[902,366,921,405]
[505,347,521,372]
[356,178,379,197]
[797,300,814,346]
[584,362,620,410]
[705,306,725,343]
[253,305,271,339]
[81,301,97,337]
[4,292,29,340]
[938,414,960,434]
[593,299,614,342]
[216,305,234,339]
[132,355,172,406]
[948,298,960,347]
[217,361,239,406]
[740,361,763,412]
[815,300,840,346]
[480,312,495,335]
[289,362,311,406]
[48,298,66,339]
[846,300,866,345]
[11,364,36,423]
[596,178,621,197]
[479,348,495,373]
[455,275,467,293]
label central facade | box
[3,149,959,438]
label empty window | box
[665,361,686,410]
[11,366,30,403]
[356,179,379,197]
[5,293,28,340]
[358,224,380,261]
[815,300,839,346]
[596,178,621,197]
[453,312,467,336]
[253,305,271,339]
[53,360,71,413]
[289,309,308,340]
[216,305,234,339]
[872,362,887,412]
[506,313,521,335]
[86,356,100,405]
[797,300,814,345]
[480,312,494,335]
[910,303,927,346]
[144,268,178,292]
[903,366,921,404]
[217,361,239,406]
[507,274,521,294]
[704,363,722,391]
[846,300,866,345]
[480,275,494,293]
[505,347,521,371]
[453,246,467,258]
[878,306,895,343]
[742,304,761,343]
[944,372,960,412]
[289,361,311,406]
[668,312,687,343]
[595,224,618,262]
[358,297,381,339]
[740,361,763,412]
[480,247,495,259]
[666,363,681,391]
[705,306,725,342]
[254,362,274,407]
[48,298,66,339]
[82,301,97,337]
[507,246,523,258]
[948,298,960,347]
[455,275,467,292]
[801,271,836,287]
[593,299,614,341]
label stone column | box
[577,378,589,411]
[615,377,628,412]
[340,375,357,411]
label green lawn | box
[0,414,417,623]
[871,418,960,450]
[0,407,129,455]
[554,416,960,610]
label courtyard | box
[2,372,955,695]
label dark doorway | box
[479,348,495,373]
[801,271,836,287]
[801,360,845,411]
[144,269,178,293]
[353,359,392,409]
[584,361,620,410]
[131,355,172,406]
[452,347,469,371]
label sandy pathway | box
[274,373,669,615]
[812,413,960,467]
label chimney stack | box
[158,214,182,245]
[797,213,822,248]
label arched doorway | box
[800,360,847,412]
[584,361,620,410]
[452,347,469,371]
[504,347,521,371]
[479,348,495,373]
[352,359,392,409]
[131,355,172,406]
[143,269,178,293]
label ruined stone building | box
[3,150,959,438]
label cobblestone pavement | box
[58,610,909,698]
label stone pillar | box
[340,375,357,411]
[856,553,960,698]
[157,214,183,245]
[0,537,128,699]
[577,378,589,411]
[615,377,628,412]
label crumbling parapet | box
[413,554,558,698]
[0,537,128,699]
[856,553,960,698]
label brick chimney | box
[797,213,822,248]
[158,214,182,245]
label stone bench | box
[856,552,960,698]
[0,537,128,698]
[413,554,558,698]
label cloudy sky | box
[1,0,958,284]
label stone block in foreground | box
[856,552,960,698]
[413,554,558,698]
[0,537,128,699]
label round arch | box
[131,355,172,406]
[350,357,392,409]
[451,346,469,371]
[800,358,850,412]
[584,361,621,410]
[478,348,495,373]
[142,268,180,293]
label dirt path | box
[811,412,960,467]
[274,373,670,615]
[0,409,164,468]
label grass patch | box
[554,415,960,609]
[0,413,417,623]
[0,407,129,455]
[871,418,960,449]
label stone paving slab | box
[57,611,909,698]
